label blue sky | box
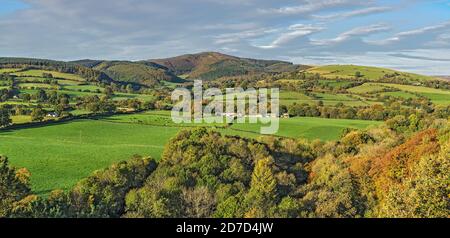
[0,0,27,14]
[1,0,450,75]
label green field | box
[381,91,418,99]
[15,76,53,82]
[104,111,227,128]
[229,117,381,141]
[11,115,32,124]
[0,101,35,106]
[280,91,311,100]
[57,79,84,85]
[1,111,381,194]
[347,83,388,94]
[318,79,355,88]
[378,83,450,105]
[12,70,85,81]
[0,119,180,195]
[346,82,450,105]
[0,68,21,73]
[17,83,55,89]
[279,91,374,106]
[62,84,104,92]
[307,65,435,81]
[313,92,371,106]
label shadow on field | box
[0,112,120,133]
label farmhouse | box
[46,112,59,118]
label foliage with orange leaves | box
[371,129,440,195]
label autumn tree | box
[0,157,31,217]
[298,155,365,218]
[380,136,449,217]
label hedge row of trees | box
[285,96,449,121]
[1,116,448,218]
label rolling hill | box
[148,52,302,80]
[306,65,437,82]
[2,55,442,88]
[437,76,450,81]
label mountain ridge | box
[0,53,441,86]
[147,51,301,80]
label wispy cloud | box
[257,0,371,15]
[373,20,450,45]
[313,23,391,45]
[312,6,392,20]
[256,24,324,49]
[389,53,450,62]
[214,28,278,45]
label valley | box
[0,52,449,196]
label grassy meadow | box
[12,69,86,81]
[345,82,450,105]
[306,65,435,81]
[228,117,381,141]
[0,118,180,195]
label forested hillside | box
[149,52,302,80]
[91,61,184,87]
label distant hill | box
[3,55,441,87]
[70,59,104,68]
[306,65,437,82]
[90,61,184,87]
[437,76,450,81]
[148,52,302,80]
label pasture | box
[0,68,21,73]
[0,118,180,195]
[306,65,434,81]
[229,117,381,141]
[17,83,55,89]
[279,91,374,106]
[378,83,450,105]
[62,84,104,92]
[12,70,86,81]
[347,83,388,94]
[15,76,53,83]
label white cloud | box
[256,24,324,49]
[214,28,279,45]
[312,6,392,20]
[257,0,371,15]
[312,23,390,45]
[373,21,450,45]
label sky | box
[1,0,450,75]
